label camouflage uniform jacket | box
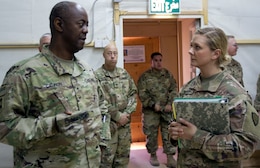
[254,74,260,113]
[224,58,244,87]
[95,66,137,124]
[176,71,260,168]
[137,68,178,110]
[0,46,108,168]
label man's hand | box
[154,104,161,112]
[117,113,130,126]
[164,104,172,112]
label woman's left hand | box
[168,121,183,140]
[169,118,197,140]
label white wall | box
[207,0,260,100]
[0,0,118,84]
[0,0,115,43]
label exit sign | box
[149,0,180,14]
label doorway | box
[123,18,197,143]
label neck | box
[49,41,74,60]
[152,67,162,72]
[200,66,222,78]
[103,64,115,71]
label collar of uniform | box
[42,47,85,76]
[195,71,225,92]
[102,65,120,78]
[150,67,166,77]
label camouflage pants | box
[100,121,131,168]
[142,109,176,155]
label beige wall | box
[123,18,196,90]
[178,19,197,87]
[124,19,179,87]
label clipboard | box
[174,97,230,135]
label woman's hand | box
[168,121,183,140]
[169,118,197,140]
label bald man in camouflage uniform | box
[95,42,137,168]
[0,1,109,167]
[38,33,51,52]
[137,52,178,167]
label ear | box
[212,49,221,60]
[54,17,63,32]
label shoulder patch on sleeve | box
[243,101,260,140]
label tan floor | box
[2,142,260,167]
[128,142,177,168]
[128,142,260,168]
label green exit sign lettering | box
[149,0,180,14]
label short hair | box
[49,1,76,35]
[104,41,117,52]
[195,27,228,65]
[151,52,162,59]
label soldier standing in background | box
[254,74,260,114]
[168,27,260,168]
[38,33,51,52]
[95,41,137,168]
[0,1,108,167]
[223,35,245,86]
[137,52,178,167]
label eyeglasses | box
[106,52,118,56]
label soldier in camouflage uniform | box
[137,52,178,167]
[254,74,260,113]
[223,35,244,86]
[169,27,260,168]
[95,42,137,168]
[0,1,109,168]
